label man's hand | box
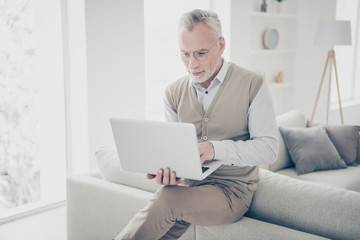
[146,168,184,186]
[198,142,215,164]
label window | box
[332,0,360,103]
[0,0,66,221]
[144,0,231,120]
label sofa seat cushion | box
[196,217,329,240]
[276,166,360,192]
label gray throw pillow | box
[279,126,347,175]
[307,121,360,166]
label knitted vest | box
[165,63,264,207]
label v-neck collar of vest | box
[189,63,234,116]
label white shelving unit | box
[230,0,299,114]
[250,0,298,89]
[251,12,297,19]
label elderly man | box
[115,9,278,240]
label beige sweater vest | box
[165,63,264,207]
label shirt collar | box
[188,59,229,89]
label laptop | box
[110,118,222,180]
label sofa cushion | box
[308,122,360,166]
[276,165,360,192]
[95,146,160,193]
[269,110,307,172]
[325,125,360,165]
[279,126,347,175]
[247,169,360,240]
[196,217,329,240]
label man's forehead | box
[179,23,217,51]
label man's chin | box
[190,77,208,84]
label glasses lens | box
[194,51,207,62]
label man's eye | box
[197,52,206,56]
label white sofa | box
[264,110,360,192]
[67,110,360,240]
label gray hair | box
[179,9,222,39]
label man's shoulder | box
[227,63,264,87]
[166,75,190,92]
[229,63,263,81]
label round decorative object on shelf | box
[263,28,279,49]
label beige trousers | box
[115,182,248,240]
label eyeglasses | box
[180,42,218,62]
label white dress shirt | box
[163,60,278,166]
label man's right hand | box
[146,168,184,186]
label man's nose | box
[188,54,200,69]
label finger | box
[146,174,156,179]
[163,168,170,185]
[198,144,204,155]
[170,171,177,185]
[200,154,206,164]
[156,169,163,184]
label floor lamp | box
[311,20,352,125]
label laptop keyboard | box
[202,167,210,173]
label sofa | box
[67,110,360,240]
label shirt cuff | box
[211,140,228,163]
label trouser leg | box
[159,220,191,240]
[115,184,248,240]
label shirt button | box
[202,136,208,141]
[205,91,208,94]
[204,118,209,123]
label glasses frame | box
[180,41,219,62]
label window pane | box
[0,0,66,219]
[0,0,40,211]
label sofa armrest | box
[247,169,360,240]
[67,172,196,240]
[67,173,154,240]
[357,132,360,164]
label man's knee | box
[153,186,186,210]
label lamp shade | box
[315,20,352,46]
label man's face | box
[179,22,225,84]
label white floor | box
[0,205,66,240]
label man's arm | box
[163,93,178,122]
[211,82,278,166]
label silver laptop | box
[110,118,222,180]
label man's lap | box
[151,182,248,226]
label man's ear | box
[219,37,225,55]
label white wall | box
[230,0,252,68]
[294,0,336,123]
[85,0,145,168]
[295,0,360,125]
[62,0,89,175]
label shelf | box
[251,49,296,55]
[252,12,297,19]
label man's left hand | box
[198,142,215,164]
